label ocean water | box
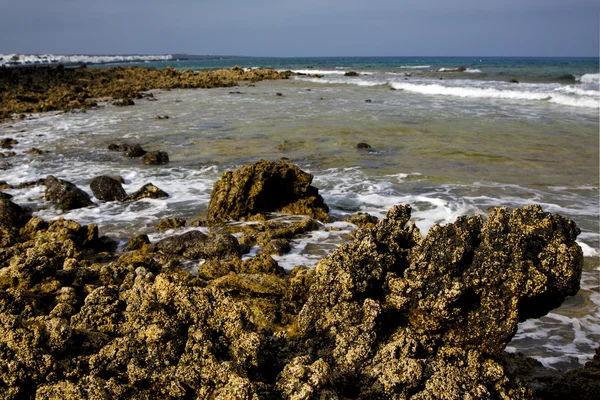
[1,56,599,371]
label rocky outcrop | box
[155,217,186,231]
[278,204,583,398]
[90,175,127,202]
[44,175,94,210]
[207,160,329,223]
[0,201,588,398]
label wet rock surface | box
[207,159,330,223]
[44,175,94,211]
[123,183,169,202]
[90,175,127,202]
[0,183,590,399]
[141,150,169,165]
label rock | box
[0,198,31,229]
[0,181,13,190]
[355,142,372,149]
[207,160,329,223]
[152,230,241,261]
[364,99,372,103]
[126,234,150,251]
[343,212,378,229]
[2,151,16,157]
[344,71,359,77]
[154,115,169,120]
[107,143,131,152]
[90,176,127,202]
[17,178,45,188]
[26,147,45,155]
[275,92,283,97]
[0,161,11,170]
[155,217,186,231]
[123,183,168,202]
[510,79,520,84]
[0,191,13,200]
[1,138,18,149]
[44,175,94,211]
[125,144,147,158]
[281,204,583,398]
[141,150,169,165]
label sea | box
[1,56,599,371]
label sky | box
[1,0,598,57]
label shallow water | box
[1,70,598,370]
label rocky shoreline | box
[0,65,292,121]
[0,159,598,399]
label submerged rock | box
[44,175,94,210]
[207,159,329,223]
[141,150,169,165]
[90,175,127,202]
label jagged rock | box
[151,230,241,261]
[90,175,127,202]
[123,183,168,202]
[207,160,329,223]
[44,175,94,210]
[280,204,583,398]
[141,150,169,165]
[125,144,147,158]
[155,217,186,231]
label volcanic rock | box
[207,159,329,223]
[44,175,94,211]
[141,150,169,165]
[90,176,127,202]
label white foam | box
[578,73,600,84]
[297,76,385,87]
[578,241,599,257]
[390,81,599,108]
[399,65,431,69]
[465,68,483,73]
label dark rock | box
[125,144,147,158]
[90,176,127,202]
[155,217,186,231]
[44,175,94,211]
[0,198,31,229]
[207,160,329,223]
[123,183,168,202]
[154,115,169,120]
[141,150,169,165]
[275,92,283,97]
[0,191,13,200]
[344,71,359,77]
[0,181,13,190]
[126,234,150,251]
[26,147,45,155]
[365,99,372,103]
[152,230,241,261]
[356,142,372,149]
[0,161,11,170]
[1,138,18,149]
[2,151,16,157]
[107,143,130,152]
[510,79,520,84]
